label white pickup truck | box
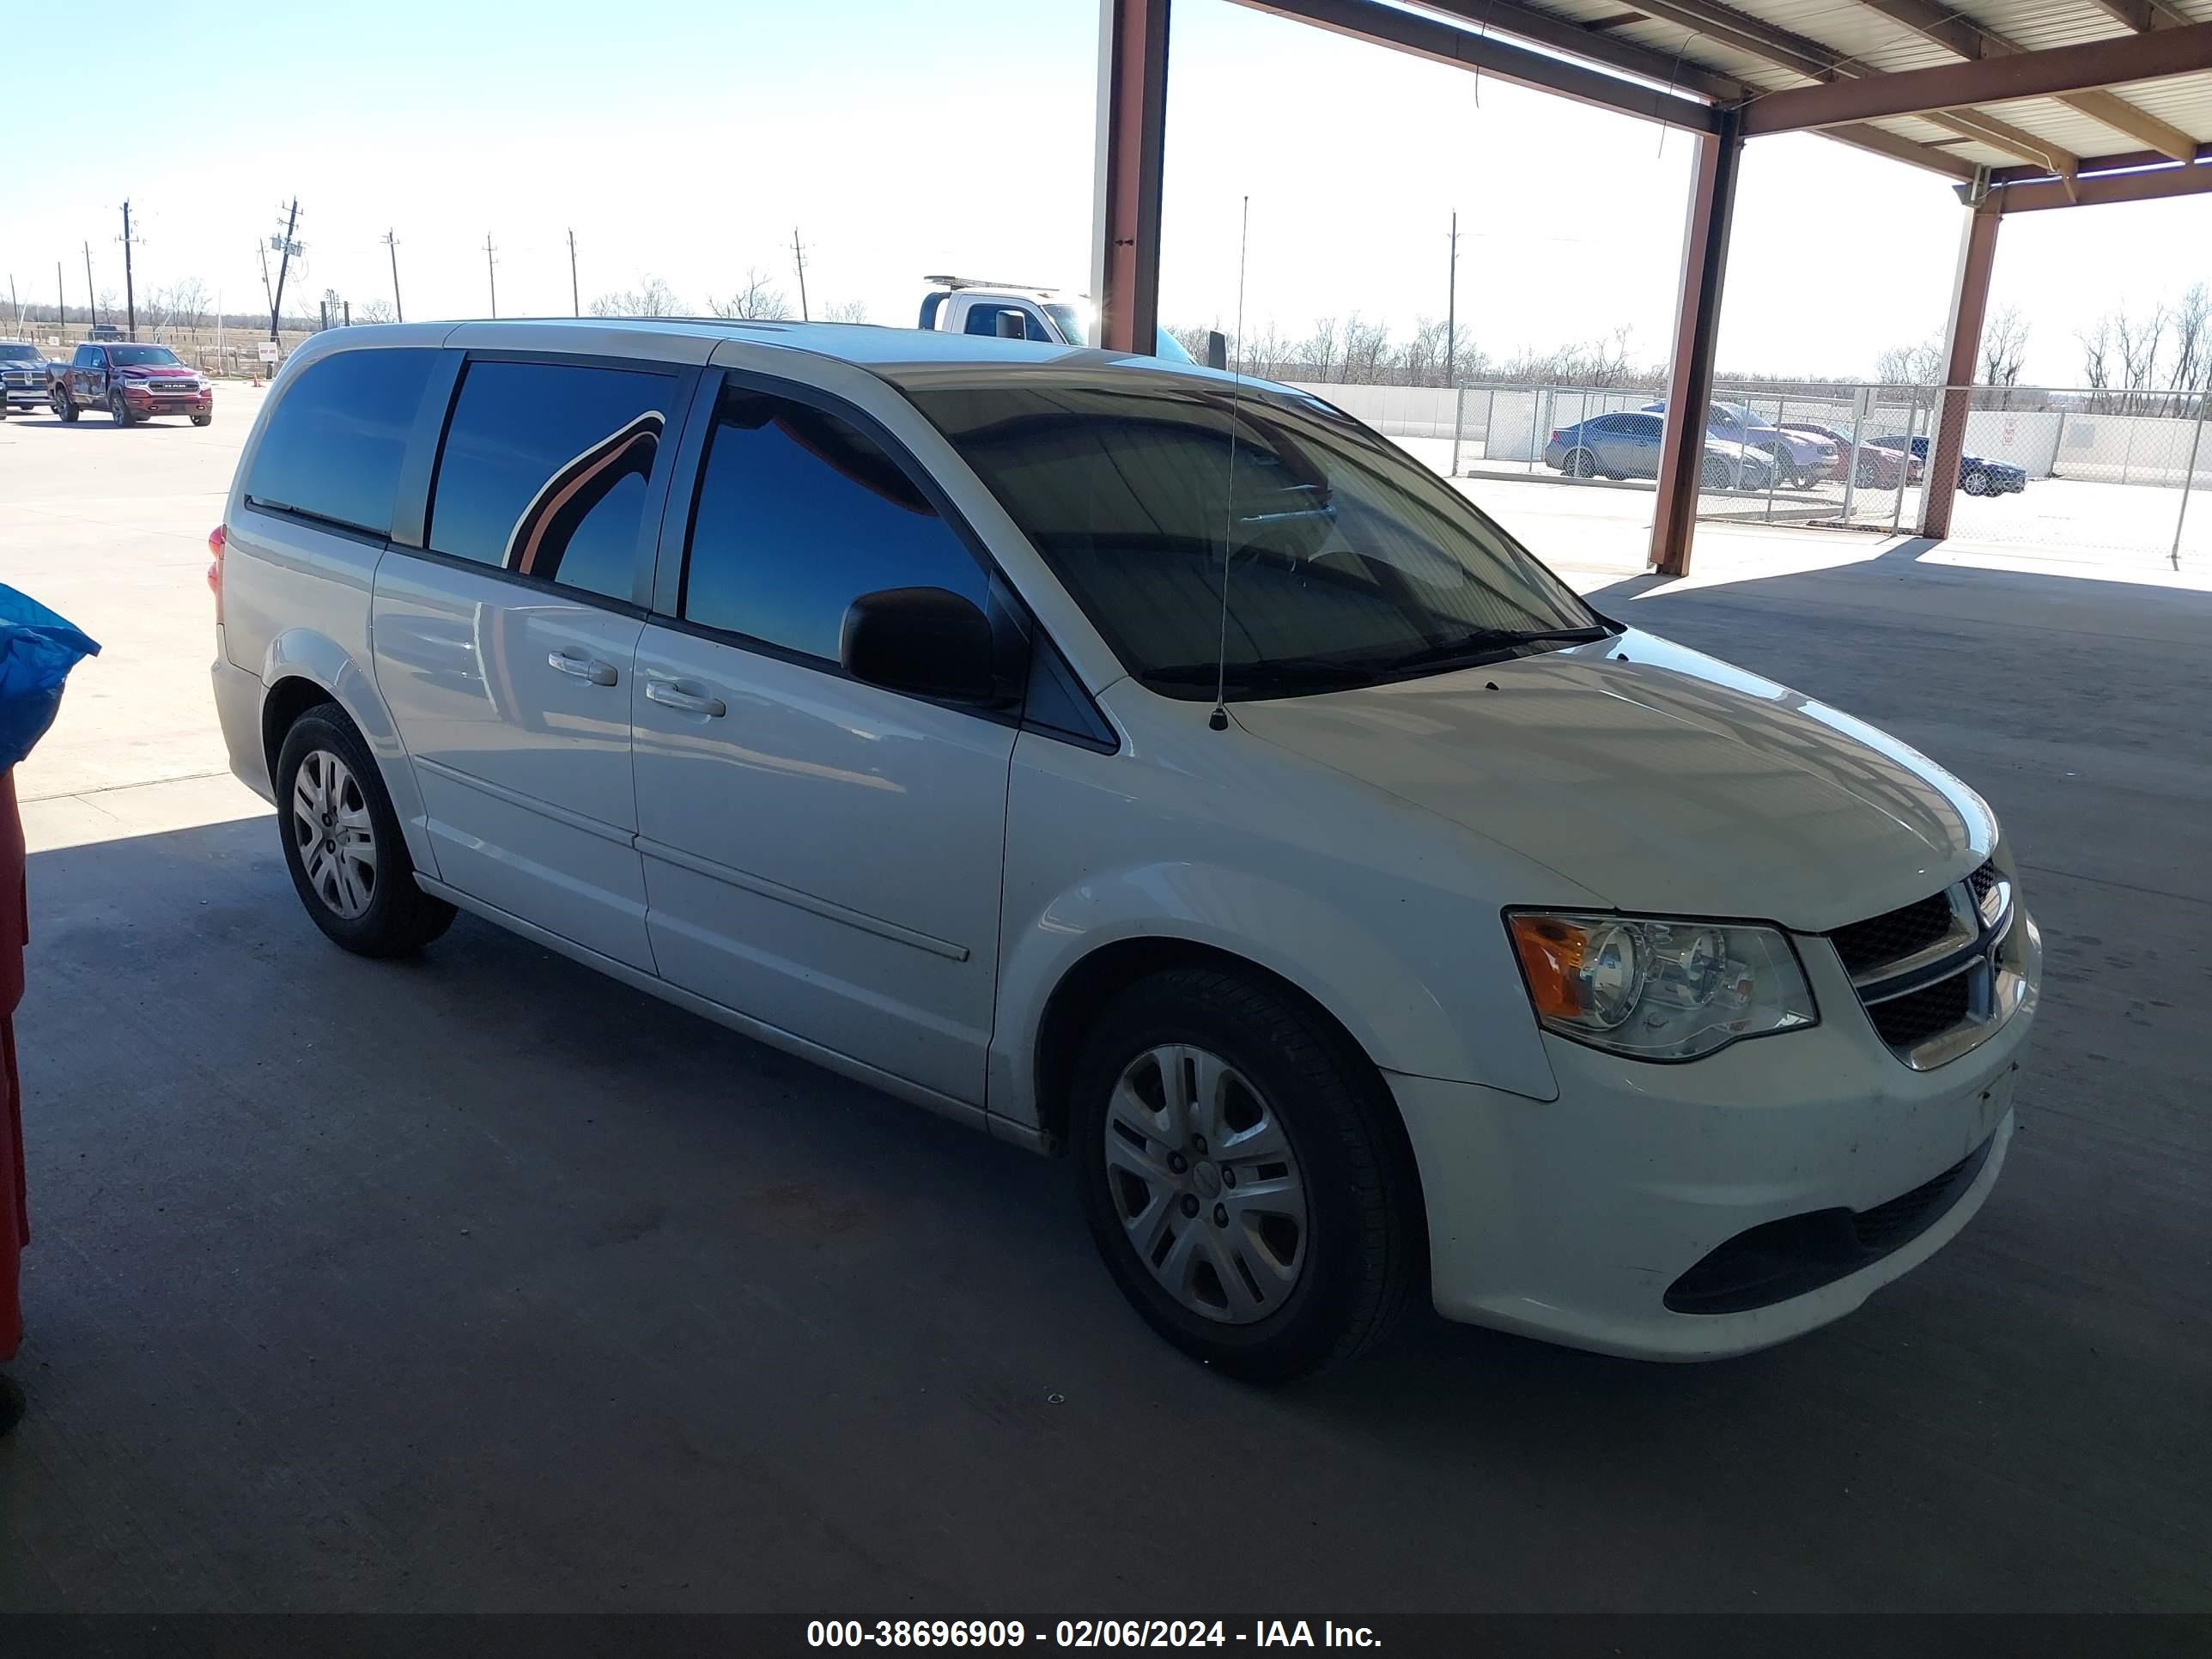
[918,276,1199,362]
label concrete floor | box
[0,388,2209,1614]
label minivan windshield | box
[901,371,1604,698]
[106,345,184,367]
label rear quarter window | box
[245,348,439,538]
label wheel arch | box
[257,628,438,877]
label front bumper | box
[1391,915,2039,1360]
[122,384,213,413]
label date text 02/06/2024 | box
[805,1620,1382,1649]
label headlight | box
[1506,911,1816,1061]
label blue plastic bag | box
[0,585,100,772]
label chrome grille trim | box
[1828,861,2022,1069]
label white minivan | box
[210,319,2039,1380]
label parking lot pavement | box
[0,380,2209,1614]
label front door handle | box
[547,651,619,687]
[643,675,726,718]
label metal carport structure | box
[1088,0,2212,574]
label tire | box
[1071,966,1420,1383]
[52,388,78,423]
[1562,447,1598,479]
[107,389,134,427]
[1962,470,1990,496]
[1700,456,1729,489]
[275,704,456,957]
[191,412,212,427]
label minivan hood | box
[1231,628,1991,933]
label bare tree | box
[1876,332,1945,386]
[1167,323,1212,362]
[357,297,397,325]
[1341,316,1392,384]
[2113,302,2166,412]
[1291,318,1335,382]
[1397,318,1449,386]
[2166,283,2210,400]
[708,268,791,321]
[591,276,686,318]
[823,299,871,325]
[2077,319,2112,409]
[1978,305,2029,404]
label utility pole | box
[119,199,140,340]
[1445,211,1460,386]
[382,229,403,323]
[83,242,96,325]
[267,199,301,345]
[568,228,580,318]
[8,276,18,335]
[343,300,350,327]
[792,227,809,322]
[484,234,498,319]
[57,262,64,334]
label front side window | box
[106,345,183,368]
[245,347,439,538]
[902,371,1600,699]
[963,302,1048,342]
[72,346,97,367]
[428,359,670,601]
[680,389,988,662]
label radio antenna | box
[1208,195,1252,733]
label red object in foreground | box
[0,769,25,1363]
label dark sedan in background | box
[1869,434,2027,496]
[1545,410,1776,490]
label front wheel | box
[276,704,456,957]
[191,412,212,427]
[1072,967,1419,1382]
[107,389,134,426]
[52,388,78,422]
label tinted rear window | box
[246,348,438,538]
[426,360,672,602]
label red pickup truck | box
[48,341,213,427]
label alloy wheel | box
[291,749,378,920]
[1102,1043,1309,1325]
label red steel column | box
[1091,0,1170,355]
[1650,112,1744,579]
[1922,198,2002,540]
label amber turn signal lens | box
[1509,915,1588,1020]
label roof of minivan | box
[296,315,1235,391]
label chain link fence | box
[1298,377,2212,566]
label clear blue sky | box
[10,0,2207,384]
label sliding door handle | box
[644,676,727,718]
[547,651,619,687]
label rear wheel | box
[276,704,455,957]
[1071,966,1419,1382]
[1564,447,1597,479]
[52,387,78,422]
[1700,455,1729,490]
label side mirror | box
[995,311,1028,339]
[1206,331,1228,370]
[840,586,997,703]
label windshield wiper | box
[1146,656,1389,692]
[1381,623,1616,672]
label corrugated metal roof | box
[1468,0,2212,174]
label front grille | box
[1664,1135,1996,1315]
[1829,890,1953,976]
[1867,972,1972,1049]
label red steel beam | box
[1994,156,2212,212]
[1092,0,1172,355]
[1740,21,2212,134]
[1233,0,1718,131]
[1921,202,2001,541]
[1650,113,1744,579]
